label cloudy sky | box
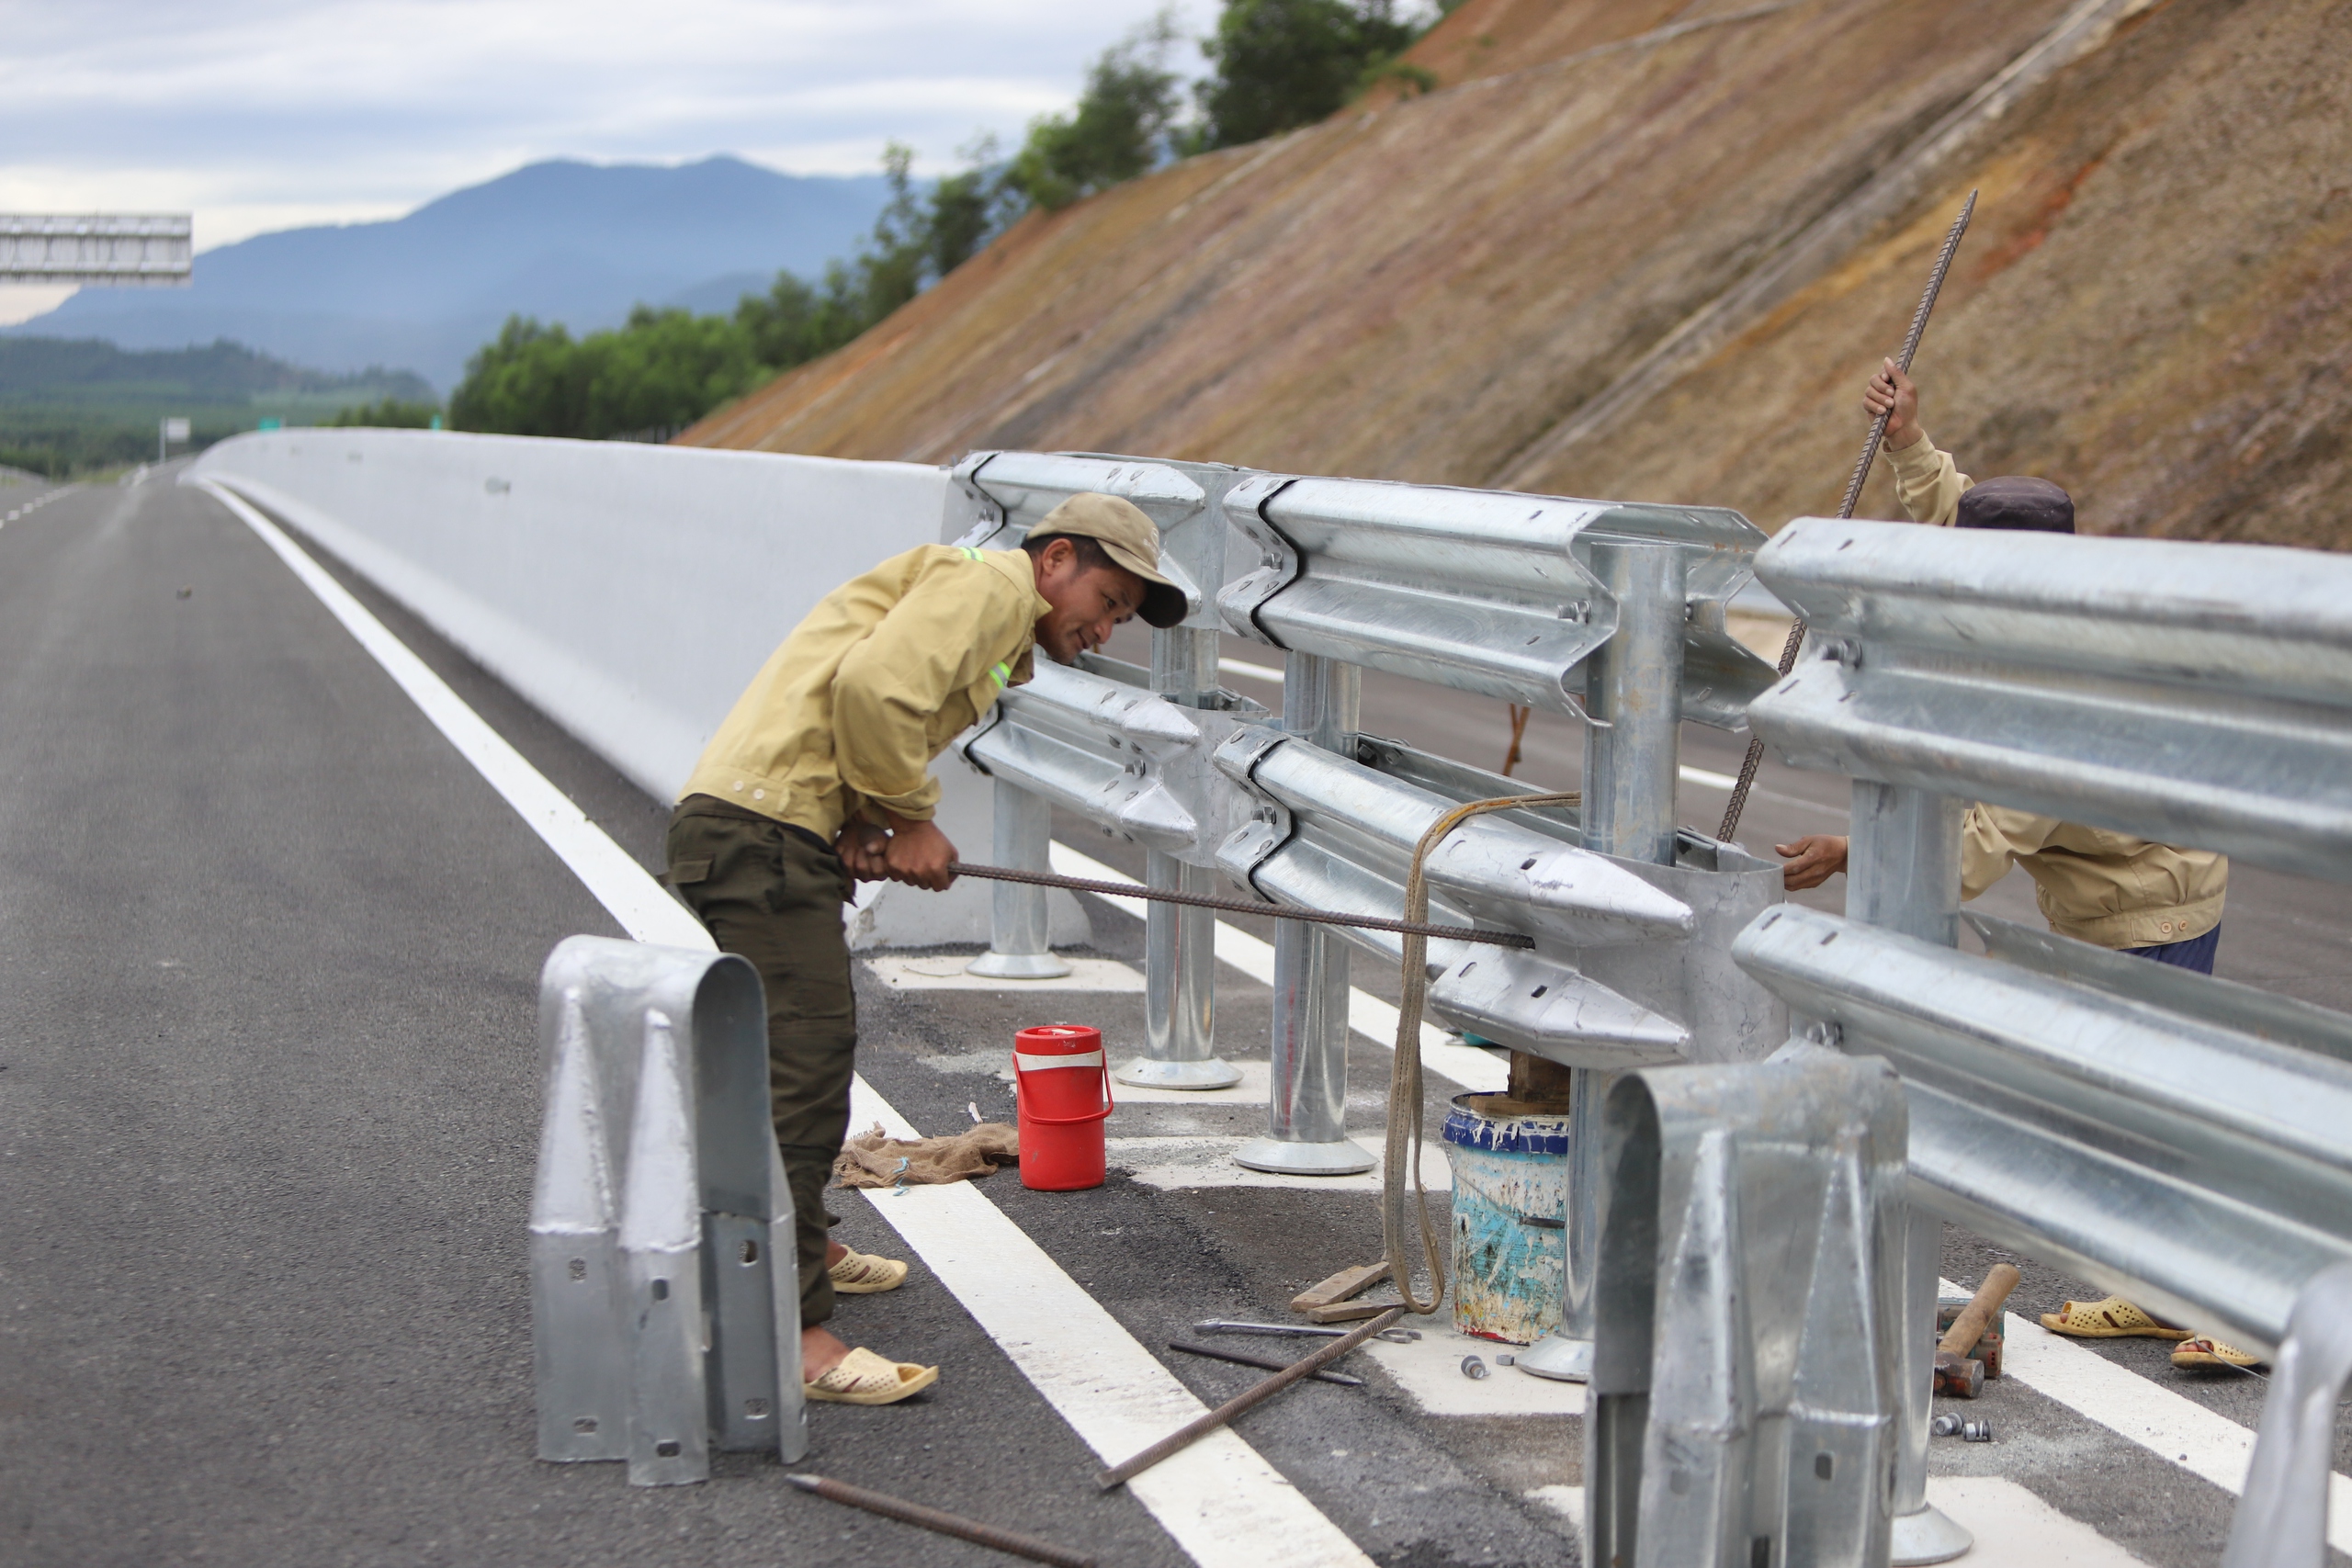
[0,0,1216,320]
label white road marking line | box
[1359,1326,1585,1417]
[1109,1134,1452,1194]
[1048,842,1510,1094]
[210,478,1372,1568]
[1113,1060,1273,1104]
[1940,1276,2352,1552]
[864,954,1146,992]
[1217,657,1285,684]
[1924,1477,2152,1567]
[1527,1427,2165,1563]
[1525,1483,1583,1527]
[1679,765,1740,790]
[851,1085,1374,1568]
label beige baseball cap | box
[1029,492,1190,628]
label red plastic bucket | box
[1014,1024,1114,1191]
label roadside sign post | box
[160,417,191,463]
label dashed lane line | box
[1046,841,1510,1094]
[205,477,1375,1568]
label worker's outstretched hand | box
[1864,357,1921,449]
[879,815,958,891]
[1776,834,1849,892]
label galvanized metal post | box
[2224,1259,2352,1568]
[1125,852,1240,1089]
[1849,779,1971,1566]
[1121,626,1243,1089]
[1524,539,1685,1383]
[1579,541,1686,867]
[966,778,1070,979]
[1237,650,1370,1175]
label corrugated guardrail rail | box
[947,448,1786,1383]
[1713,515,2352,1568]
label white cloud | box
[0,0,1219,249]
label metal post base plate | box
[964,951,1072,980]
[1233,1136,1374,1176]
[1891,1503,1973,1564]
[1514,1330,1594,1382]
[1115,1057,1243,1090]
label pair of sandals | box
[2041,1296,2264,1370]
[805,1247,940,1405]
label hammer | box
[1933,1264,2020,1399]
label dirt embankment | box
[683,0,2352,549]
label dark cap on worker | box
[1956,476,2075,534]
[1030,492,1191,628]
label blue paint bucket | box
[1441,1092,1571,1344]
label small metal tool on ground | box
[948,862,1534,949]
[1933,1264,2020,1399]
[1167,1340,1364,1385]
[1717,188,1978,842]
[1930,1415,1994,1443]
[785,1473,1096,1567]
[1101,1309,1407,1489]
[1193,1319,1420,1345]
[1460,1355,1489,1380]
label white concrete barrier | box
[187,428,1085,949]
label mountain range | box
[9,157,891,392]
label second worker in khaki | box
[667,494,1186,1405]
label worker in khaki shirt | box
[1780,361,2250,1368]
[667,494,1184,1404]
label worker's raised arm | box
[1867,359,1972,526]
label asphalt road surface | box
[2,471,2344,1567]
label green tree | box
[925,149,1010,276]
[1004,16,1184,211]
[328,396,440,428]
[448,308,762,440]
[1194,0,1421,150]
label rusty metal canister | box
[1441,1092,1572,1344]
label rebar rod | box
[785,1473,1097,1568]
[1717,189,1977,843]
[1097,1308,1407,1489]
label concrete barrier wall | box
[187,428,1085,949]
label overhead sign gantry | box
[0,214,191,285]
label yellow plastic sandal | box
[2173,1337,2265,1370]
[828,1247,909,1294]
[2040,1296,2193,1340]
[804,1347,939,1405]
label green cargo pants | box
[666,795,857,1328]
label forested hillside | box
[0,338,435,474]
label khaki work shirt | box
[680,544,1046,842]
[1884,430,2229,948]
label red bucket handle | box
[1013,1043,1115,1126]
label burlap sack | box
[832,1122,1020,1189]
